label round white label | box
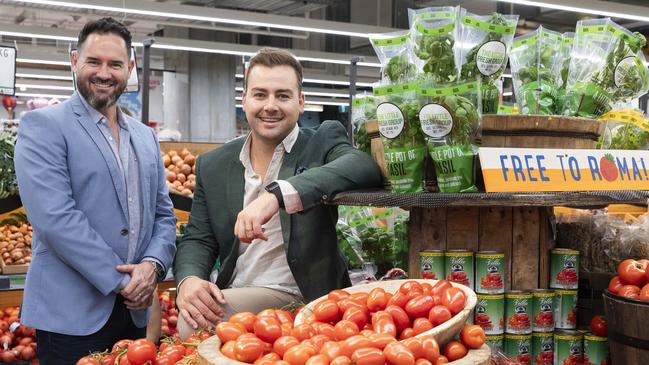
[476,41,507,76]
[419,103,453,138]
[376,102,404,139]
[614,56,637,88]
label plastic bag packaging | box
[374,81,427,192]
[370,30,418,84]
[509,26,563,115]
[457,11,519,114]
[556,32,574,114]
[599,119,649,150]
[563,18,649,118]
[352,93,377,156]
[417,80,482,192]
[408,6,460,84]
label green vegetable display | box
[370,31,417,84]
[0,134,17,199]
[385,53,417,83]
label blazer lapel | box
[277,130,308,247]
[217,156,245,287]
[71,93,128,219]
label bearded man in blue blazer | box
[14,17,176,363]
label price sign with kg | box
[0,46,16,96]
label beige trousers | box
[177,286,302,340]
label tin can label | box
[485,334,504,352]
[476,252,505,294]
[554,332,583,365]
[475,294,505,335]
[532,291,555,332]
[554,290,578,329]
[531,332,553,365]
[584,333,609,365]
[550,249,579,289]
[419,250,444,280]
[445,251,474,289]
[505,292,532,334]
[505,333,532,365]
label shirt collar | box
[78,91,129,130]
[239,123,300,164]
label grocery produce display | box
[607,258,649,301]
[0,306,37,364]
[0,218,32,269]
[0,134,17,199]
[162,148,197,197]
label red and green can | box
[554,330,583,365]
[531,332,553,365]
[485,334,504,352]
[531,289,555,332]
[554,289,578,329]
[584,333,609,365]
[504,333,532,365]
[475,294,505,335]
[445,250,474,289]
[476,251,505,294]
[419,250,445,280]
[505,291,532,334]
[550,248,579,289]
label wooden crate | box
[407,206,554,291]
[159,142,221,156]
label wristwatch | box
[265,181,285,210]
[150,261,165,282]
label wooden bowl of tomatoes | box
[294,279,477,347]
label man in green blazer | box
[173,47,382,335]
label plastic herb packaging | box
[374,82,427,193]
[417,81,481,192]
[599,110,649,150]
[352,94,377,156]
[457,12,518,114]
[563,18,649,118]
[556,32,574,114]
[370,30,418,84]
[408,6,460,84]
[509,26,563,115]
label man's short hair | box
[245,47,303,92]
[77,17,132,58]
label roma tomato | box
[312,322,336,339]
[273,336,301,358]
[76,356,101,365]
[415,360,432,365]
[314,299,341,323]
[589,315,607,337]
[405,295,434,318]
[385,305,410,333]
[126,339,157,365]
[319,341,342,361]
[343,307,368,330]
[368,333,396,350]
[618,284,640,299]
[431,280,452,297]
[339,335,373,357]
[399,281,423,295]
[292,324,316,341]
[367,288,389,312]
[234,336,265,363]
[216,321,247,343]
[351,292,370,305]
[334,320,360,341]
[419,335,441,361]
[460,325,486,349]
[412,318,433,335]
[371,311,397,337]
[399,328,415,340]
[608,276,623,294]
[338,298,368,314]
[435,355,449,364]
[383,341,415,365]
[305,354,330,365]
[276,310,294,326]
[254,316,283,344]
[220,340,237,360]
[351,347,385,365]
[231,312,257,332]
[441,287,466,315]
[618,259,647,287]
[330,355,353,365]
[257,309,278,320]
[328,289,351,302]
[112,339,133,353]
[387,291,410,308]
[428,305,452,326]
[443,340,467,361]
[400,337,425,359]
[283,344,317,365]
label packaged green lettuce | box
[417,81,481,192]
[373,82,427,193]
[352,93,376,156]
[509,26,563,115]
[370,30,417,84]
[563,19,649,118]
[457,12,518,114]
[408,6,460,84]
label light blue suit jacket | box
[14,92,176,335]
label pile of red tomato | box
[0,306,37,364]
[607,259,649,300]
[216,280,486,365]
[76,330,210,365]
[159,291,179,338]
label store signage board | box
[69,47,139,93]
[0,46,16,96]
[479,147,649,192]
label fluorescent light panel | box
[235,73,374,88]
[15,92,71,99]
[494,0,649,23]
[15,83,75,91]
[16,72,73,81]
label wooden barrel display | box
[481,115,604,149]
[603,290,649,365]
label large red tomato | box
[640,284,649,301]
[254,316,283,344]
[608,276,623,294]
[231,312,257,332]
[367,288,389,312]
[351,347,385,365]
[589,315,607,337]
[443,340,468,361]
[383,341,415,365]
[126,339,157,365]
[618,285,641,299]
[405,295,434,318]
[618,259,647,287]
[216,321,247,343]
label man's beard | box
[77,76,127,110]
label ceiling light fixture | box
[16,58,70,66]
[16,72,73,81]
[235,73,374,88]
[15,83,75,91]
[15,92,71,99]
[493,0,649,23]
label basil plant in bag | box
[457,12,518,114]
[373,82,427,193]
[417,81,481,192]
[509,26,563,115]
[352,94,377,156]
[563,19,649,118]
[408,6,460,84]
[556,32,574,114]
[370,30,417,84]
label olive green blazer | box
[173,121,382,301]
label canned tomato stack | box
[444,249,474,289]
[550,248,580,365]
[504,291,532,364]
[419,249,444,280]
[530,289,555,365]
[473,251,506,352]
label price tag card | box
[0,46,16,96]
[479,147,649,192]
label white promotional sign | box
[0,46,16,96]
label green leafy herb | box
[460,13,511,81]
[385,54,417,84]
[0,134,18,199]
[415,33,456,83]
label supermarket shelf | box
[328,189,649,208]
